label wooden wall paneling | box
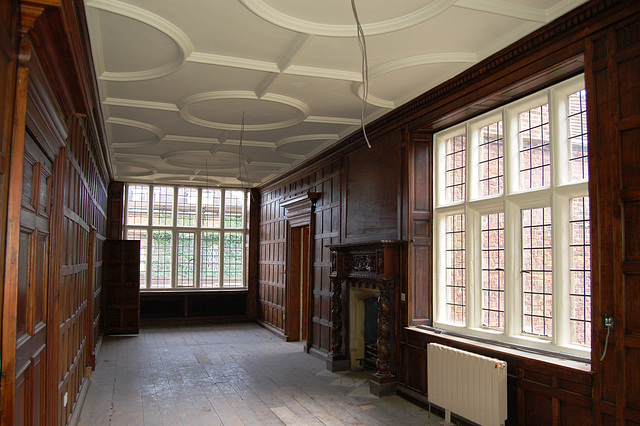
[586,13,640,425]
[46,143,64,425]
[0,0,108,423]
[103,239,139,334]
[106,181,123,239]
[407,131,432,327]
[343,130,401,243]
[0,0,18,329]
[1,21,35,423]
[257,159,342,356]
[246,188,260,319]
[54,114,107,424]
[13,132,54,426]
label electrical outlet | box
[604,316,614,328]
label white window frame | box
[124,184,248,291]
[433,75,590,358]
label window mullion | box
[504,199,521,337]
[467,206,481,329]
[552,192,570,345]
[195,188,202,288]
[220,189,225,288]
[172,187,178,288]
[549,88,572,346]
[503,107,519,337]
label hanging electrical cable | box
[238,111,246,190]
[351,0,372,149]
[237,111,254,202]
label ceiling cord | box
[237,112,254,201]
[351,0,372,149]
[238,112,246,190]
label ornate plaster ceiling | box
[84,0,588,187]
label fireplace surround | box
[327,240,401,396]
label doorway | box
[286,225,310,342]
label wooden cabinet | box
[103,240,140,334]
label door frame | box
[281,191,319,348]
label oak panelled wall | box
[257,129,404,354]
[59,115,107,424]
[0,0,110,424]
[258,160,344,353]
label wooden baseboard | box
[256,320,285,339]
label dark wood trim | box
[1,47,30,426]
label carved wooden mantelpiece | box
[327,240,401,396]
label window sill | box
[408,325,592,373]
[140,288,248,294]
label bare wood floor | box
[76,322,440,425]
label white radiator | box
[427,343,507,426]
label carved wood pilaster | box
[330,276,345,357]
[375,281,393,379]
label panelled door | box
[14,133,53,425]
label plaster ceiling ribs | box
[83,0,589,186]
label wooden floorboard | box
[76,322,442,425]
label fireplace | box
[327,240,401,396]
[349,288,379,370]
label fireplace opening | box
[348,286,379,370]
[359,297,379,370]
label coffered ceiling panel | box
[84,0,588,188]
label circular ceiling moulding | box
[114,163,157,177]
[178,91,310,131]
[162,149,251,169]
[108,117,165,147]
[351,53,478,107]
[236,175,262,184]
[88,0,193,81]
[237,0,455,37]
[152,176,222,186]
[274,134,339,160]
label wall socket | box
[604,317,614,328]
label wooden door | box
[287,225,310,341]
[14,134,52,425]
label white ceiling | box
[84,0,587,187]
